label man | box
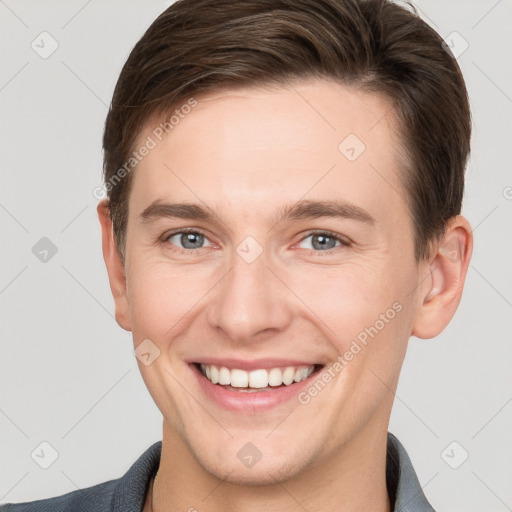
[1,0,472,510]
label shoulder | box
[0,441,162,512]
[0,479,117,512]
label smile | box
[199,363,315,391]
[191,360,324,412]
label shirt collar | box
[386,432,436,511]
[113,432,435,511]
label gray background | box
[1,0,511,510]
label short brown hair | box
[103,0,471,262]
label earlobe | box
[97,199,132,332]
[412,216,473,339]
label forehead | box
[129,79,407,226]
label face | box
[108,79,433,484]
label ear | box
[97,199,132,332]
[412,215,473,339]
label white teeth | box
[199,364,315,389]
[210,365,219,384]
[282,367,295,385]
[230,369,249,388]
[218,366,230,385]
[248,369,269,388]
[268,367,283,386]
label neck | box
[149,421,391,512]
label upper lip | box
[189,358,323,371]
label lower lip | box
[190,364,319,413]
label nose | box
[206,247,293,344]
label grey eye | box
[168,231,212,250]
[299,233,341,251]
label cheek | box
[282,259,414,382]
[285,262,401,337]
[126,258,214,340]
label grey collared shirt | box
[386,432,436,511]
[0,432,435,511]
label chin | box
[202,457,303,487]
[190,439,315,487]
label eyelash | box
[160,228,351,255]
[297,229,351,252]
[160,228,213,255]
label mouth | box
[196,362,322,392]
[190,361,324,412]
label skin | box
[98,79,472,512]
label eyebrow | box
[275,199,375,225]
[139,199,375,225]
